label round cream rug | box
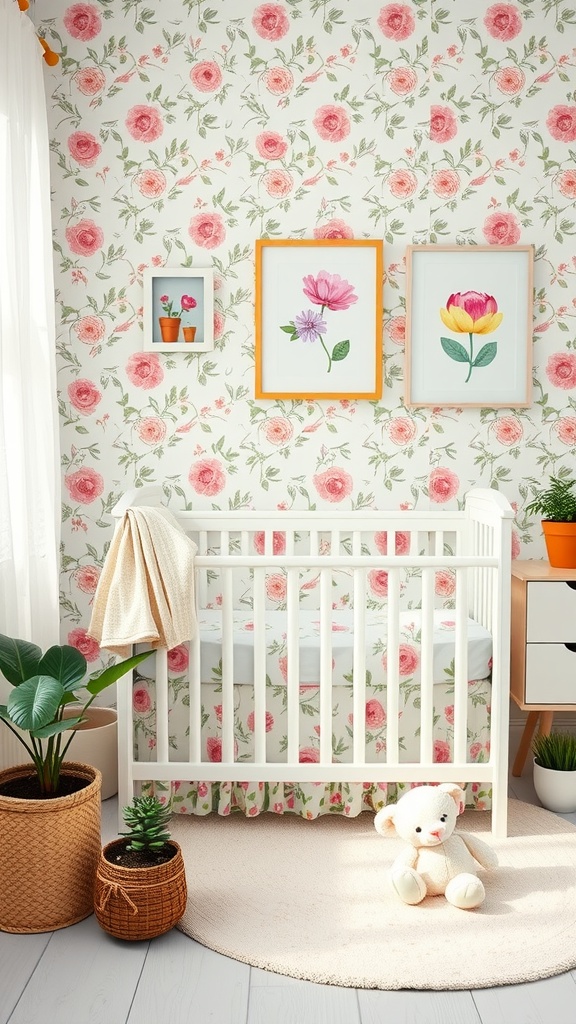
[170,799,576,990]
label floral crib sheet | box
[133,607,493,817]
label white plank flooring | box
[2,753,576,1024]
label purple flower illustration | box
[294,309,327,343]
[280,271,357,372]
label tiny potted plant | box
[532,731,576,813]
[158,292,197,342]
[525,474,576,568]
[0,633,152,933]
[94,794,187,940]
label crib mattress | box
[196,608,492,687]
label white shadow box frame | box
[143,267,214,352]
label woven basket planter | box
[94,839,187,941]
[0,761,102,934]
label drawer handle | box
[565,643,576,653]
[566,582,576,592]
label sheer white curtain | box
[0,0,60,657]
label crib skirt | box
[131,674,492,818]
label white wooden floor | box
[2,755,576,1024]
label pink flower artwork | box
[312,105,351,143]
[65,219,104,258]
[546,352,576,391]
[63,3,101,41]
[262,66,293,95]
[430,105,458,143]
[67,628,100,662]
[428,467,459,504]
[313,467,353,503]
[439,290,503,383]
[377,4,415,40]
[281,271,358,373]
[74,67,105,96]
[255,131,288,160]
[125,105,164,143]
[68,131,102,167]
[190,61,223,92]
[188,211,226,249]
[484,4,522,41]
[65,466,104,505]
[252,3,290,40]
[546,105,576,143]
[74,565,101,594]
[482,211,521,244]
[68,378,102,415]
[188,458,226,496]
[125,353,164,390]
[313,219,354,239]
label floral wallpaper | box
[34,0,576,664]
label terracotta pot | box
[158,316,181,342]
[0,762,102,933]
[542,521,576,569]
[94,838,187,940]
[183,326,197,342]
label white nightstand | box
[511,560,576,776]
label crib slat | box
[319,568,332,764]
[221,563,235,764]
[454,567,469,765]
[156,649,169,764]
[419,567,435,763]
[189,569,202,763]
[253,567,266,765]
[385,569,400,762]
[198,530,208,608]
[286,567,300,765]
[352,554,366,765]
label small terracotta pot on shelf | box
[158,317,181,342]
[183,326,197,342]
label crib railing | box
[112,488,513,836]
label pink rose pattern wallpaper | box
[35,1,575,806]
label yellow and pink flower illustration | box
[439,290,504,383]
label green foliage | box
[0,634,152,795]
[121,795,172,853]
[525,476,576,523]
[532,731,576,772]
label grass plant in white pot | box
[532,731,576,813]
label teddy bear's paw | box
[390,866,427,905]
[445,872,485,910]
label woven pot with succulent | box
[94,795,188,940]
[525,475,576,568]
[532,731,576,813]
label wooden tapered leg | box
[537,710,555,737]
[512,710,540,777]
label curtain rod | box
[17,0,60,65]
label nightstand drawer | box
[526,581,576,642]
[525,643,576,703]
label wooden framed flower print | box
[143,267,214,352]
[405,245,533,408]
[255,239,383,399]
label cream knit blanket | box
[88,506,197,657]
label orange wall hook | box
[18,1,30,10]
[38,36,60,66]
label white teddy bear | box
[374,783,498,910]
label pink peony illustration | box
[67,628,100,662]
[254,531,286,555]
[428,467,459,504]
[63,3,101,40]
[555,416,576,445]
[68,131,102,167]
[377,3,415,40]
[264,416,293,445]
[299,747,320,763]
[65,219,104,257]
[247,710,275,732]
[262,66,294,94]
[136,417,167,445]
[167,644,189,674]
[135,169,167,198]
[430,168,460,198]
[557,170,576,198]
[368,569,389,598]
[188,211,226,249]
[435,569,456,597]
[388,168,417,199]
[441,291,502,335]
[388,67,418,95]
[125,352,164,390]
[206,737,222,762]
[374,530,410,555]
[125,105,164,143]
[313,218,354,239]
[190,61,223,92]
[483,3,522,40]
[433,739,451,763]
[252,3,290,40]
[133,687,151,713]
[365,699,386,728]
[74,67,106,95]
[73,315,106,346]
[189,458,226,496]
[546,105,576,143]
[255,131,288,160]
[430,105,458,143]
[388,315,406,345]
[546,352,576,390]
[68,378,102,415]
[482,211,521,244]
[388,416,417,445]
[265,574,287,602]
[313,105,351,143]
[213,310,226,340]
[65,466,104,505]
[511,531,521,560]
[262,168,293,197]
[74,565,101,594]
[313,467,353,503]
[494,67,525,94]
[302,271,358,311]
[493,415,523,446]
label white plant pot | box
[533,758,576,813]
[63,707,118,800]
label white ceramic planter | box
[533,758,576,813]
[63,707,118,800]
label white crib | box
[111,487,513,836]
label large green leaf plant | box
[0,634,151,794]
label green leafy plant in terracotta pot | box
[0,633,152,933]
[95,795,187,941]
[532,731,576,813]
[525,474,576,568]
